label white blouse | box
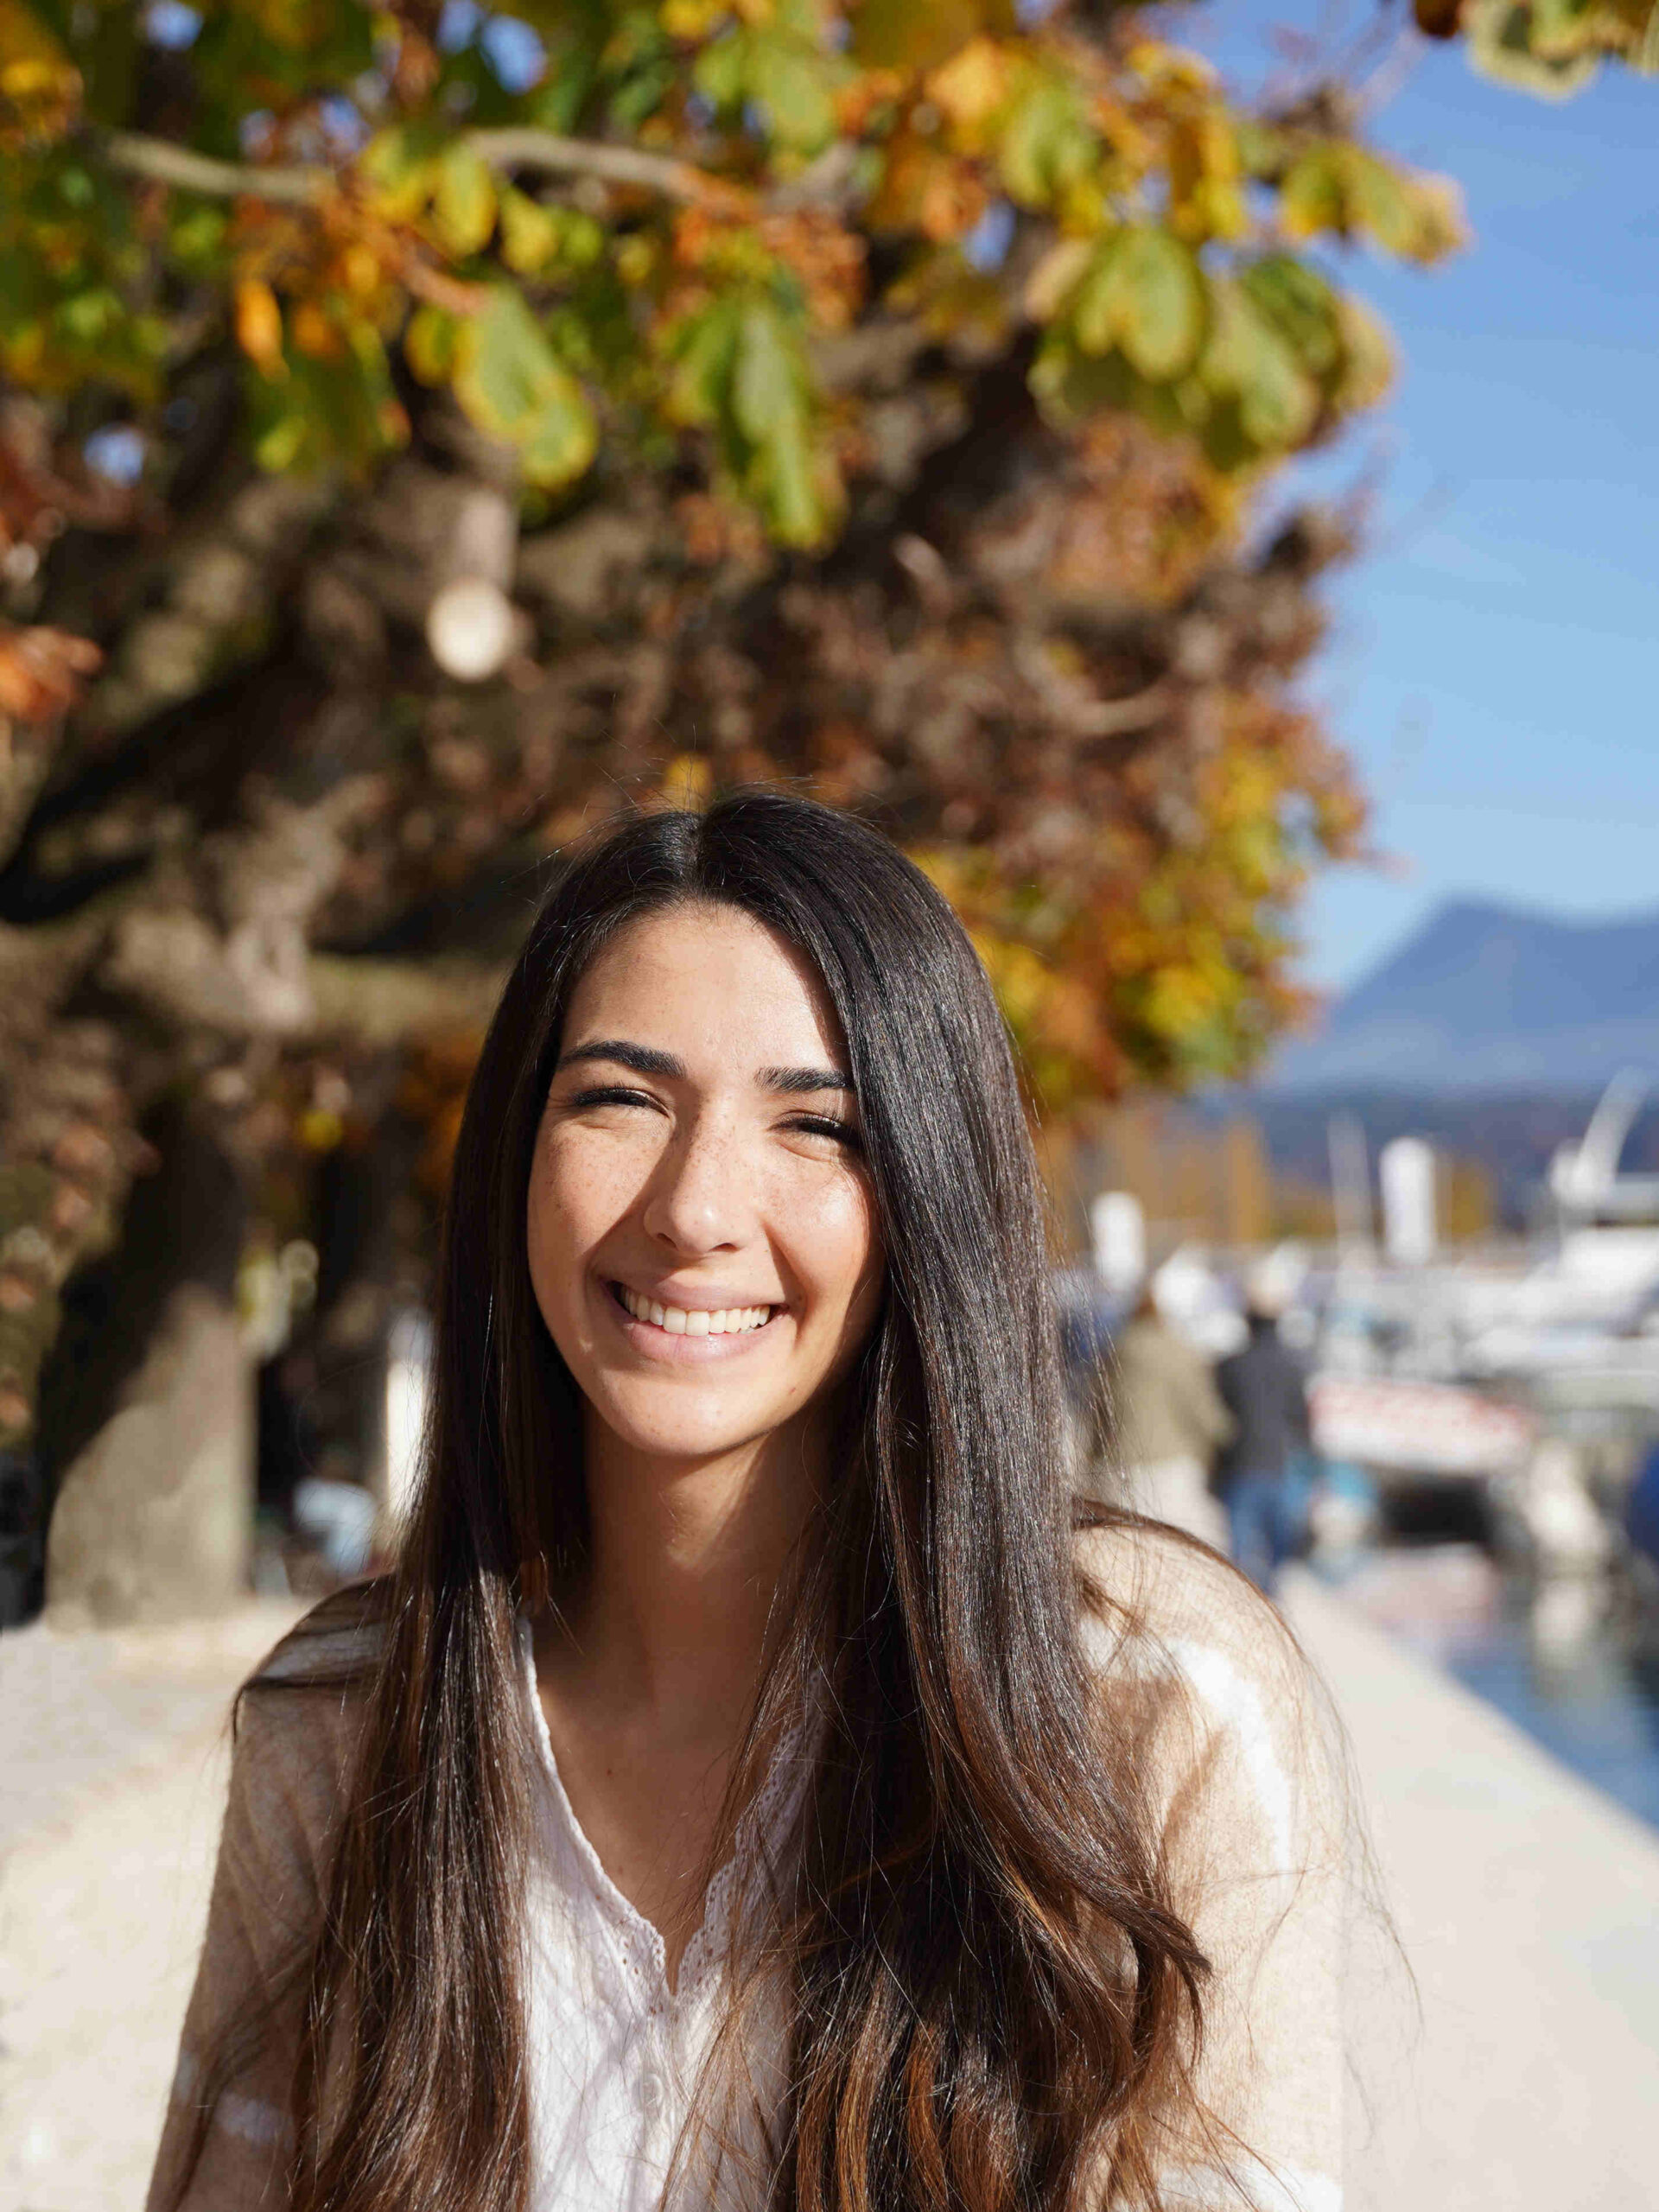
[149,1526,1350,2212]
[515,1619,802,2211]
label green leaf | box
[1333,293,1395,411]
[404,302,460,387]
[733,300,823,543]
[453,288,596,488]
[1234,120,1290,181]
[1465,0,1603,94]
[1069,227,1204,382]
[732,298,806,446]
[499,186,563,276]
[747,33,838,154]
[997,74,1096,210]
[664,296,741,427]
[690,28,747,113]
[168,201,229,274]
[432,143,498,257]
[1279,149,1348,240]
[1240,255,1341,377]
[1070,233,1125,354]
[1196,278,1320,453]
[359,124,440,222]
[1344,150,1416,256]
[1113,227,1205,380]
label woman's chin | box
[588,1390,783,1468]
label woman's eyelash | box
[563,1090,859,1148]
[567,1084,658,1110]
[785,1114,861,1148]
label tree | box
[1414,0,1659,95]
[0,0,1494,1607]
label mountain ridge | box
[1267,896,1659,1095]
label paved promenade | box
[0,1603,302,2212]
[1284,1574,1659,2212]
[3,1579,1656,2211]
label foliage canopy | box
[0,0,1640,1455]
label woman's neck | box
[552,1414,823,1746]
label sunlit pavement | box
[0,1603,302,2212]
[3,1583,1657,2212]
[1286,1570,1659,2212]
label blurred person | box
[292,1468,379,1583]
[257,1351,379,1588]
[1627,1436,1659,1571]
[149,795,1350,2212]
[1214,1276,1314,1599]
[1084,1282,1233,1548]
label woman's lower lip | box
[603,1286,783,1364]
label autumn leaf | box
[234,278,285,377]
[453,289,596,489]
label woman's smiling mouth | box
[610,1281,779,1339]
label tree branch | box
[100,124,753,217]
[467,128,753,213]
[305,954,507,1047]
[102,130,329,205]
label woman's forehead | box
[563,900,848,1067]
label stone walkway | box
[0,1604,301,2212]
[1283,1574,1659,2212]
[3,1581,1656,2211]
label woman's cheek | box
[776,1166,880,1319]
[544,1129,652,1248]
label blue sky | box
[1190,8,1659,992]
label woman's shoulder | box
[1073,1511,1289,1665]
[250,1577,392,1690]
[1071,1515,1336,1837]
[227,1581,390,1858]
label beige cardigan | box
[149,1525,1350,2211]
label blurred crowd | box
[1077,1270,1316,1599]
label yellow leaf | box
[660,0,729,35]
[0,0,80,135]
[433,143,497,258]
[234,278,285,376]
[291,298,345,359]
[340,243,384,301]
[1125,40,1216,92]
[926,35,1009,146]
[1023,235,1093,321]
[499,186,563,276]
[404,302,459,386]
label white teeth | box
[619,1287,773,1336]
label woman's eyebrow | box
[557,1039,684,1077]
[760,1065,855,1095]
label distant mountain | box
[1268,898,1659,1094]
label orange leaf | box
[234,278,285,376]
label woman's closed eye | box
[564,1084,664,1115]
[779,1112,862,1151]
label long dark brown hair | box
[178,791,1214,2210]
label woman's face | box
[527,901,885,1469]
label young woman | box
[149,792,1347,2212]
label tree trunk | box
[39,1107,251,1626]
[45,1284,251,1625]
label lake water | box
[1329,1543,1659,1834]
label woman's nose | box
[639,1114,754,1254]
